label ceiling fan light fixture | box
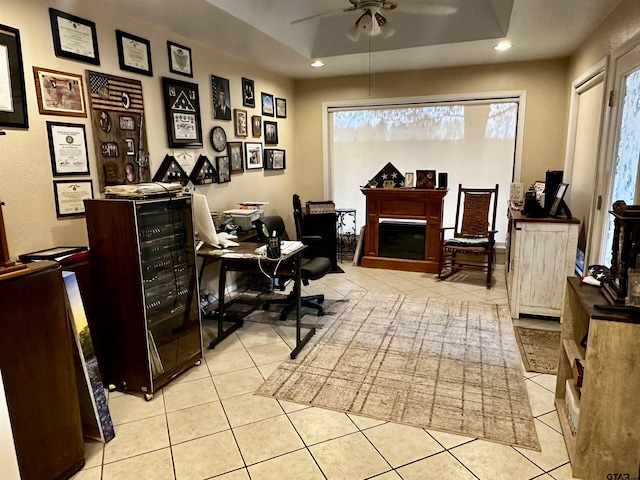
[310,60,325,68]
[347,22,361,41]
[358,10,374,35]
[375,12,395,38]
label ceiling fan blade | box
[290,6,356,25]
[395,1,458,15]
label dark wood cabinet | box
[0,262,84,480]
[84,197,202,399]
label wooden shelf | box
[562,339,585,366]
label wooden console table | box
[360,188,447,272]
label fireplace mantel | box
[360,188,447,272]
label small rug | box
[257,292,540,450]
[513,326,560,374]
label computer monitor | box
[192,193,220,247]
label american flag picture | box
[88,71,144,114]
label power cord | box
[257,251,283,279]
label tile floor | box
[72,263,577,480]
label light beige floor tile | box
[172,430,245,480]
[547,463,579,480]
[515,419,569,472]
[203,330,245,355]
[103,415,169,464]
[221,392,284,427]
[288,407,359,445]
[101,448,174,480]
[257,360,282,379]
[279,398,311,413]
[107,389,165,425]
[70,466,101,480]
[537,411,562,434]
[163,376,218,412]
[214,468,251,479]
[426,429,476,449]
[364,422,444,467]
[240,321,275,332]
[247,446,324,480]
[82,440,104,469]
[396,451,476,480]
[525,379,557,417]
[246,340,292,365]
[523,370,542,379]
[347,413,387,430]
[233,414,305,465]
[370,471,402,479]
[237,326,285,348]
[309,432,391,480]
[170,361,210,384]
[450,440,544,480]
[530,374,558,393]
[167,400,230,444]
[207,348,256,376]
[213,366,265,399]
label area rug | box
[513,326,560,374]
[256,292,540,450]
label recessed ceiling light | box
[494,41,512,51]
[311,60,325,68]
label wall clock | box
[210,126,227,152]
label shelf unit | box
[555,277,640,479]
[85,196,202,399]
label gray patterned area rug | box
[514,326,560,375]
[256,291,541,450]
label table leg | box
[208,261,243,349]
[290,250,315,359]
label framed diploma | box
[53,180,94,218]
[47,121,90,176]
[115,30,152,77]
[49,8,100,65]
[162,76,202,148]
[0,24,28,128]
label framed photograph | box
[549,182,569,217]
[227,141,244,174]
[276,97,287,118]
[48,8,100,65]
[416,169,436,189]
[115,30,152,76]
[167,41,192,77]
[264,121,278,145]
[234,109,248,137]
[47,121,90,176]
[33,67,87,117]
[0,24,28,128]
[404,172,414,188]
[264,149,286,170]
[261,92,274,117]
[162,76,202,148]
[242,77,255,107]
[125,138,135,156]
[244,142,263,170]
[53,179,94,218]
[211,75,231,120]
[216,155,230,183]
[251,115,261,138]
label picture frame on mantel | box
[48,8,100,65]
[0,24,29,128]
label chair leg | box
[486,252,493,289]
[279,294,325,320]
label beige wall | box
[293,59,569,201]
[1,0,296,261]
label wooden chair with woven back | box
[438,184,499,289]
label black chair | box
[254,215,332,320]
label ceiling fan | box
[291,0,458,41]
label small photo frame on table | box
[549,182,569,217]
[416,170,436,189]
[261,92,274,117]
[242,77,255,108]
[234,109,248,137]
[264,120,278,145]
[161,76,202,148]
[264,149,286,170]
[49,8,100,65]
[115,30,152,76]
[403,172,414,188]
[47,121,90,176]
[251,115,261,138]
[33,67,87,117]
[0,24,28,128]
[167,41,192,77]
[245,142,263,170]
[276,98,287,118]
[227,142,244,174]
[53,179,93,218]
[216,156,231,183]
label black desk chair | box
[254,215,331,320]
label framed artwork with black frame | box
[52,179,93,218]
[549,182,570,217]
[33,67,87,118]
[216,155,231,183]
[242,77,255,107]
[261,92,274,117]
[115,30,152,76]
[211,75,231,120]
[264,120,278,145]
[161,76,202,148]
[47,121,90,176]
[0,24,28,128]
[264,149,285,170]
[251,115,261,138]
[227,142,244,174]
[245,142,263,170]
[49,8,100,65]
[234,109,248,137]
[167,40,192,77]
[276,97,287,118]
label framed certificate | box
[116,30,152,76]
[47,121,90,176]
[53,180,94,218]
[49,8,100,65]
[0,24,28,128]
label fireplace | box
[378,220,426,260]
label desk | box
[198,242,315,359]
